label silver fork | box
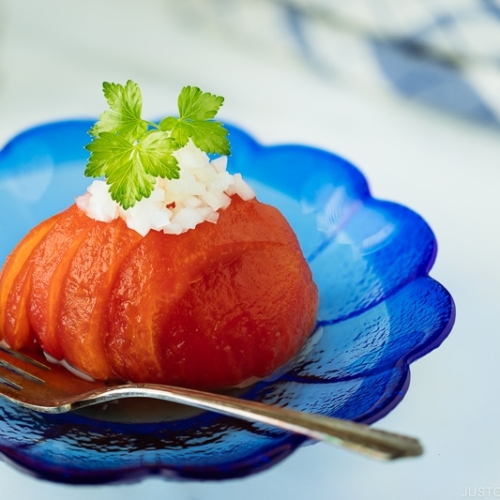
[0,344,422,460]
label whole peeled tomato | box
[0,196,319,390]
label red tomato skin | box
[105,197,318,389]
[0,197,318,389]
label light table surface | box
[0,1,498,498]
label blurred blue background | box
[0,1,499,499]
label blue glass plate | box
[0,121,455,484]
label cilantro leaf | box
[84,132,134,179]
[90,80,148,140]
[182,120,231,155]
[178,86,224,120]
[85,81,229,209]
[159,86,230,155]
[85,132,179,209]
[134,131,179,179]
[159,116,190,149]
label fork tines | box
[0,345,49,390]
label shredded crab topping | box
[76,141,256,236]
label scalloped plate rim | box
[0,119,455,483]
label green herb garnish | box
[85,80,230,210]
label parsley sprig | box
[85,80,230,209]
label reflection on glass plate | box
[0,121,455,483]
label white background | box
[0,1,499,498]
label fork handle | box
[70,384,423,460]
